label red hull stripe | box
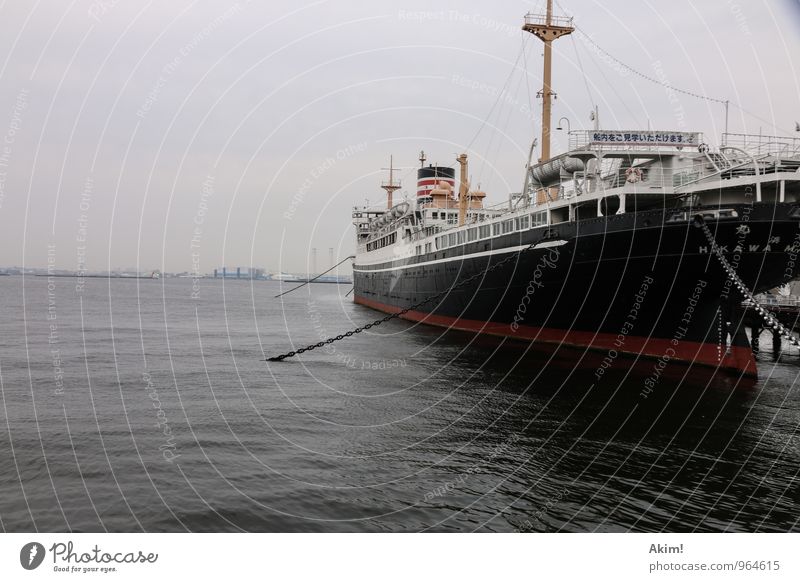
[417,178,455,185]
[354,295,757,377]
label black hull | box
[354,203,800,378]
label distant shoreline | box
[33,274,158,279]
[7,274,352,283]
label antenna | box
[381,155,402,209]
[419,150,427,168]
[457,154,469,226]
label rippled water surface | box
[0,276,797,532]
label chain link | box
[696,217,800,348]
[266,242,540,361]
[271,217,797,361]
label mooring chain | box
[696,217,800,348]
[266,243,538,361]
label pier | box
[738,296,800,353]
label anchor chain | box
[696,216,800,349]
[266,242,541,362]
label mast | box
[522,2,574,164]
[457,154,469,226]
[381,155,402,209]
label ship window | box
[518,215,529,230]
[502,220,514,234]
[467,228,477,242]
[479,225,490,239]
[457,231,465,244]
[492,223,501,236]
[448,233,457,246]
[432,212,438,219]
[532,211,547,227]
[447,213,457,225]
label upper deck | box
[527,130,800,220]
[352,130,800,265]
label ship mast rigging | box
[522,0,574,166]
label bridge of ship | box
[530,130,800,224]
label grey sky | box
[0,0,798,274]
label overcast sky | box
[0,0,798,274]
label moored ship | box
[350,5,800,379]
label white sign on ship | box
[589,130,701,146]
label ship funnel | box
[417,165,455,198]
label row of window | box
[415,242,434,255]
[366,231,397,252]
[433,211,548,251]
[428,210,485,225]
[424,210,455,226]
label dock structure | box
[737,297,800,354]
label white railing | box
[722,133,800,157]
[746,294,800,308]
[523,13,574,28]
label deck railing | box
[523,13,574,29]
[722,133,800,157]
[745,294,800,308]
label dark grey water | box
[0,276,797,532]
